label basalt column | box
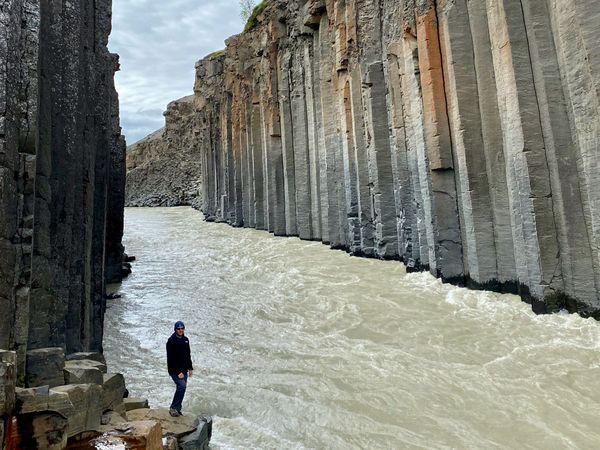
[0,0,126,363]
[190,0,600,316]
[0,0,39,371]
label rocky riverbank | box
[0,348,211,449]
[127,0,600,317]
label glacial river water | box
[104,207,600,449]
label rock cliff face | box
[125,95,203,207]
[120,0,600,315]
[185,0,600,315]
[0,0,126,364]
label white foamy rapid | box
[104,207,600,449]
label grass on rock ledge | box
[244,0,268,32]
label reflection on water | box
[104,207,600,449]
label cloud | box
[108,0,245,145]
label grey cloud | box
[109,0,245,144]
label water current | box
[104,207,600,449]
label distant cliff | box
[0,0,126,365]
[128,0,600,316]
[125,95,202,207]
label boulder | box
[26,348,65,388]
[102,373,126,414]
[0,350,16,416]
[64,360,104,385]
[124,397,149,411]
[65,352,107,366]
[51,384,103,437]
[15,385,72,414]
[179,416,213,450]
[127,408,198,438]
[16,412,68,450]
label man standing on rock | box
[167,320,193,417]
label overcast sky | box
[108,0,246,145]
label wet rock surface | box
[126,408,199,438]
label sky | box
[109,0,246,145]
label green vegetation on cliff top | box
[244,0,268,32]
[207,49,225,59]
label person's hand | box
[178,372,184,379]
[188,370,193,378]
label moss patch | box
[207,49,225,59]
[244,0,268,32]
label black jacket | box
[166,333,193,376]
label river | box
[104,207,600,449]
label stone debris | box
[4,348,210,449]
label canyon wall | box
[187,0,600,315]
[125,95,203,207]
[0,0,126,367]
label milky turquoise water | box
[104,207,600,449]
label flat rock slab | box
[124,397,149,411]
[65,352,107,365]
[126,408,199,438]
[15,386,72,415]
[64,360,104,385]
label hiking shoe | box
[169,408,181,417]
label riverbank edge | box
[197,206,597,320]
[0,347,211,449]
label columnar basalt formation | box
[0,0,126,374]
[188,0,600,315]
[125,95,203,207]
[1,0,127,444]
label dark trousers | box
[170,373,188,412]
